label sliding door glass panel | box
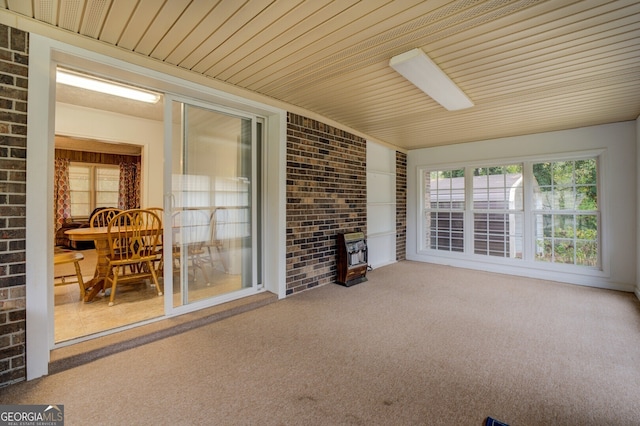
[171,102,254,307]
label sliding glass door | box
[167,99,260,309]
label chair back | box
[106,209,162,262]
[173,209,210,252]
[146,207,164,223]
[209,207,228,249]
[90,208,123,228]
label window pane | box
[424,168,465,252]
[96,167,120,191]
[426,169,464,210]
[577,186,597,210]
[473,212,522,258]
[450,189,465,209]
[427,211,465,252]
[575,159,597,184]
[541,213,553,237]
[535,213,598,267]
[577,214,598,236]
[70,203,89,218]
[552,161,573,185]
[69,165,90,190]
[554,186,574,210]
[96,192,118,206]
[72,191,90,204]
[553,214,574,238]
[553,239,574,264]
[576,241,598,266]
[471,164,522,259]
[533,158,599,267]
[472,165,522,210]
[69,165,90,218]
[533,162,552,186]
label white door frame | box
[26,34,287,380]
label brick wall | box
[286,113,367,295]
[396,151,407,261]
[0,24,28,387]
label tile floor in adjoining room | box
[54,248,242,343]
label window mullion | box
[90,165,97,212]
[523,161,534,261]
[464,166,473,255]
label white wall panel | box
[367,141,396,268]
[368,234,396,269]
[367,172,394,204]
[368,204,395,235]
[367,140,396,173]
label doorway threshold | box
[49,292,278,375]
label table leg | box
[84,238,110,302]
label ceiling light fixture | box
[389,48,473,111]
[56,68,161,104]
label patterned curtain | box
[54,158,72,230]
[118,161,141,209]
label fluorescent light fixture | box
[56,68,161,104]
[389,48,473,111]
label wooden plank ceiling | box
[2,0,639,149]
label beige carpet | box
[3,261,640,425]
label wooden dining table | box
[65,226,114,302]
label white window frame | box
[417,149,605,276]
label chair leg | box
[72,260,86,300]
[147,260,163,296]
[206,245,228,273]
[195,255,210,285]
[108,270,119,307]
[217,245,229,273]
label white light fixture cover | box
[56,68,161,104]
[390,48,473,111]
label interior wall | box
[366,141,396,269]
[55,102,164,207]
[407,121,637,291]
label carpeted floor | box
[3,261,640,425]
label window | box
[420,155,600,269]
[533,159,598,266]
[473,165,523,258]
[424,168,465,252]
[69,164,119,218]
